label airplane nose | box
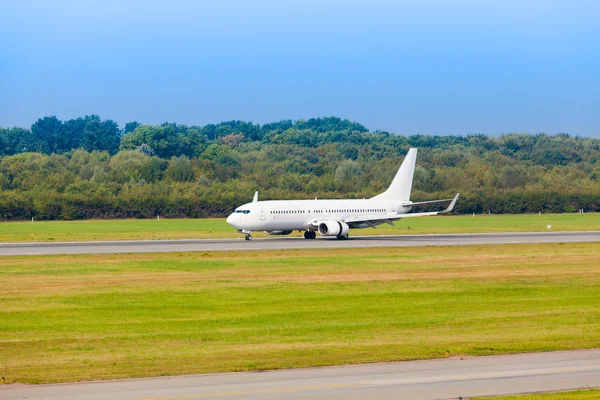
[226,214,237,228]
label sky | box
[1,0,599,136]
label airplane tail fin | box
[371,148,417,201]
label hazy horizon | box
[2,0,599,137]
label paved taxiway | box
[1,349,599,400]
[0,231,598,256]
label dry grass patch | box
[474,389,600,399]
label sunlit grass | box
[1,243,599,383]
[474,389,600,399]
[0,212,598,242]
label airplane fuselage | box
[226,199,412,232]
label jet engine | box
[317,221,349,237]
[264,230,293,235]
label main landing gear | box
[245,234,252,241]
[303,231,317,240]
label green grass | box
[474,389,600,399]
[0,212,599,242]
[1,243,600,383]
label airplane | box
[226,148,459,240]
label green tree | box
[166,156,195,182]
[108,150,150,182]
[81,115,121,154]
[334,159,363,190]
[120,125,181,158]
[124,121,140,134]
[31,116,64,153]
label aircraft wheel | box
[245,234,252,241]
[310,231,317,239]
[304,231,311,240]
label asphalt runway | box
[0,231,599,256]
[1,349,599,400]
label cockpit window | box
[233,210,250,214]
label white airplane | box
[226,148,459,240]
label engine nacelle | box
[317,221,349,237]
[264,230,293,235]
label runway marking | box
[138,364,600,399]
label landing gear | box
[336,233,349,240]
[304,231,317,240]
[245,234,252,241]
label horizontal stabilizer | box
[400,193,459,218]
[409,197,456,206]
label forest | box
[1,115,599,220]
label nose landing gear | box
[245,234,252,241]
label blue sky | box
[1,0,599,136]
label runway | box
[1,349,599,399]
[0,231,599,256]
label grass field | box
[475,389,600,399]
[0,212,599,242]
[1,243,599,384]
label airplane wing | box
[340,193,459,227]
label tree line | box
[0,115,599,220]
